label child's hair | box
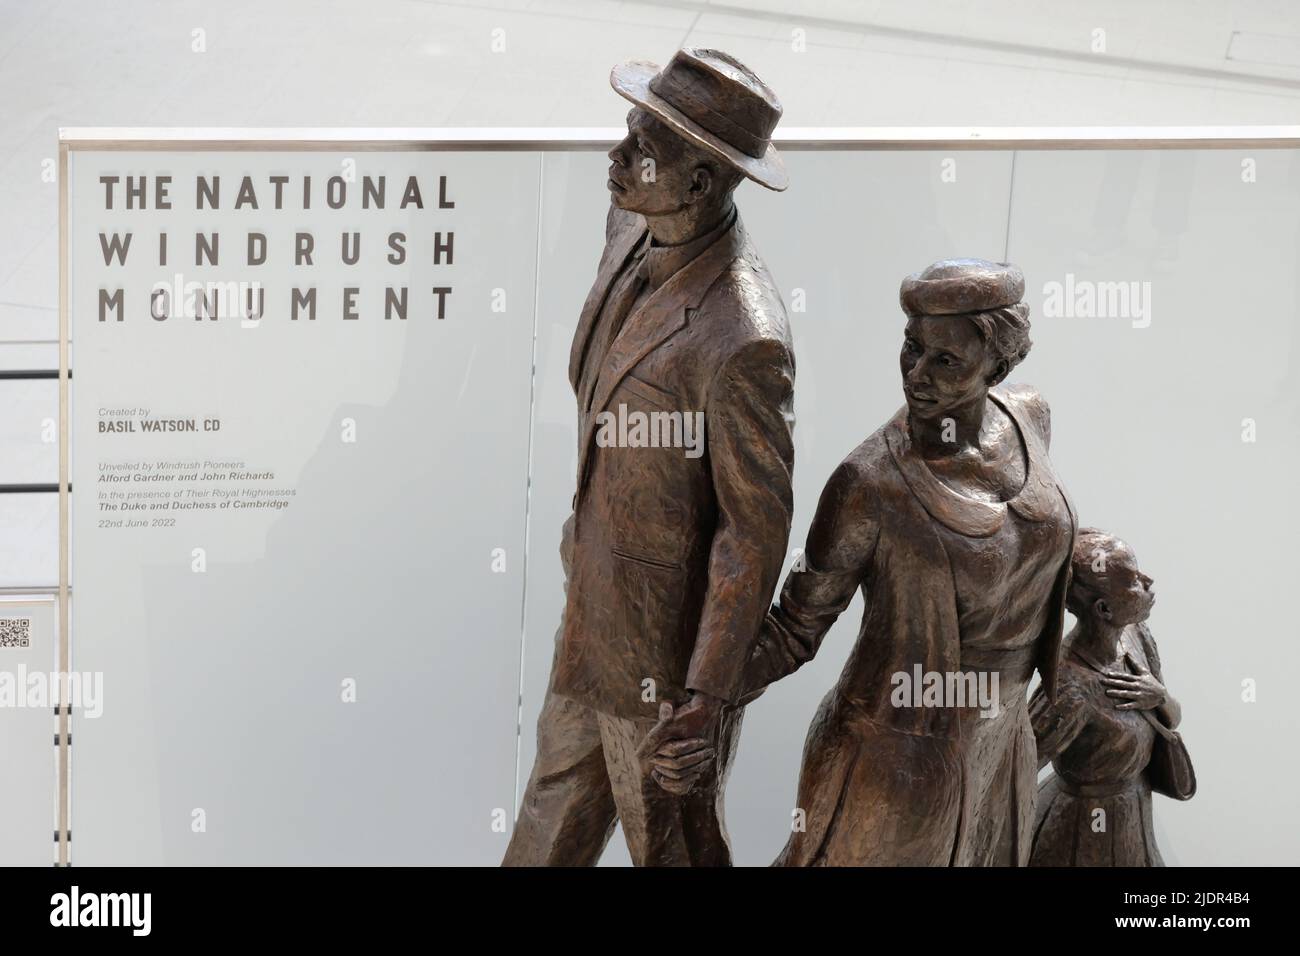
[1066,527,1126,617]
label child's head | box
[1066,528,1155,625]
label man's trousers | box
[503,685,743,867]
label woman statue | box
[736,257,1077,865]
[1029,529,1195,866]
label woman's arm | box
[741,458,880,694]
[1029,682,1088,771]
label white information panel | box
[68,147,538,864]
[65,133,1300,865]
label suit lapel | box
[568,213,648,393]
[574,214,747,495]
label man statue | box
[503,48,795,866]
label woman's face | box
[900,315,1004,422]
[1098,546,1156,625]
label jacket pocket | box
[611,545,684,572]
[618,373,679,411]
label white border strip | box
[58,126,1300,149]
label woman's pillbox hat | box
[900,258,1025,317]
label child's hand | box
[1101,655,1167,711]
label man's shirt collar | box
[635,206,737,290]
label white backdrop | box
[59,135,1300,865]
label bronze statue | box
[1029,529,1194,866]
[667,258,1079,865]
[503,48,795,866]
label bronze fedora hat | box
[610,48,787,191]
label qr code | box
[0,618,31,648]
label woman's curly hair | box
[966,302,1033,377]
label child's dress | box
[1029,623,1187,866]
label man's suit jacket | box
[551,203,796,721]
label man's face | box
[607,108,708,215]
